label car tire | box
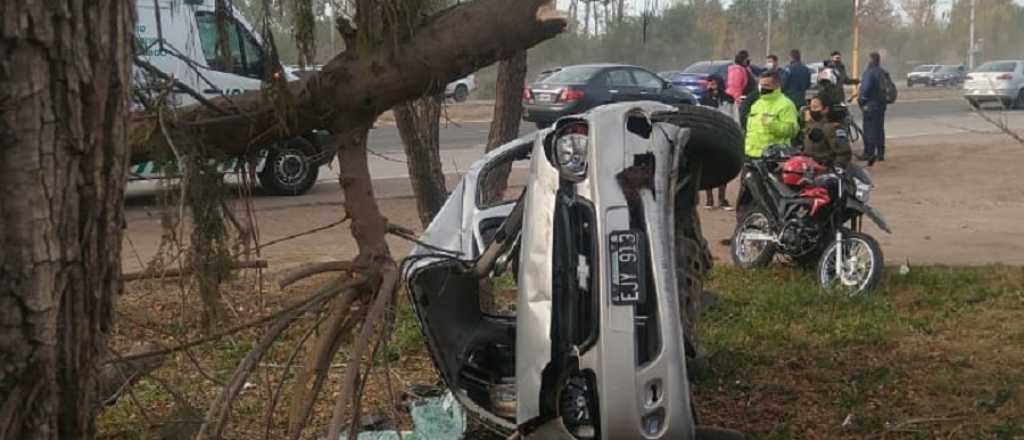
[651,105,745,190]
[258,137,320,196]
[453,84,470,103]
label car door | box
[631,68,673,103]
[601,68,641,103]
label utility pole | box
[852,0,861,79]
[969,0,976,69]
[766,0,773,58]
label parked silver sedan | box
[963,60,1024,110]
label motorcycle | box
[402,103,746,439]
[731,145,891,293]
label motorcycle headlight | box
[554,123,589,181]
[854,177,872,203]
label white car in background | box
[446,74,476,102]
[964,60,1024,110]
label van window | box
[196,12,265,80]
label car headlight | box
[854,177,872,203]
[554,123,589,181]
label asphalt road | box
[367,97,980,153]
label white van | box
[133,0,331,195]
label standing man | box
[858,52,888,165]
[744,71,800,160]
[699,74,734,210]
[782,49,812,109]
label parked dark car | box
[522,64,696,128]
[664,60,731,102]
[906,64,940,87]
[931,64,967,87]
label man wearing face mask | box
[802,95,852,169]
[743,71,799,160]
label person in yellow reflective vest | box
[744,71,799,159]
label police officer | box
[802,95,852,169]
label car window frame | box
[604,68,638,87]
[195,11,267,80]
[631,68,665,90]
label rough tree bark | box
[393,96,448,228]
[481,51,528,205]
[0,1,134,439]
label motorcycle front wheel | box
[730,209,777,268]
[817,229,884,294]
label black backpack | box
[880,69,898,104]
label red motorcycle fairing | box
[798,186,832,216]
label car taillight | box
[560,87,585,102]
[997,74,1013,80]
[523,87,533,101]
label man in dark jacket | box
[858,52,888,165]
[802,95,852,169]
[782,49,812,109]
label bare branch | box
[122,259,268,282]
[278,260,363,289]
[108,275,368,365]
[326,265,399,440]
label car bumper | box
[964,88,1016,100]
[522,102,586,123]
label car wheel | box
[453,84,470,102]
[650,105,744,190]
[258,138,320,196]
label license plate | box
[537,93,554,103]
[609,230,646,305]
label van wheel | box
[258,138,320,196]
[453,84,470,102]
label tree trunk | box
[393,96,448,228]
[481,51,528,205]
[337,123,391,265]
[0,1,134,438]
[584,0,592,37]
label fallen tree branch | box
[326,265,399,440]
[107,275,368,365]
[123,259,268,282]
[197,275,366,440]
[278,260,363,289]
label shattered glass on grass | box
[344,392,466,440]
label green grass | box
[695,265,1024,438]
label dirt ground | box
[123,132,1024,276]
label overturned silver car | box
[403,102,744,439]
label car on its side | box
[964,60,1024,110]
[930,64,967,87]
[906,64,940,87]
[522,64,696,129]
[664,60,731,102]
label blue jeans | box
[862,104,886,158]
